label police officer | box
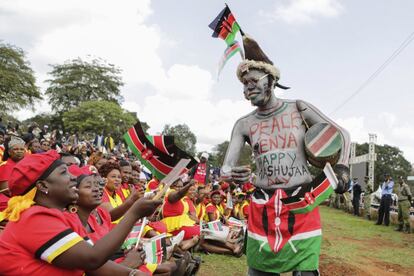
[395,176,412,233]
[375,173,394,226]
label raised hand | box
[131,197,163,219]
[231,166,251,184]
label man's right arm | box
[222,118,250,183]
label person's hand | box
[122,247,146,268]
[126,189,140,204]
[333,164,350,194]
[231,166,251,184]
[130,197,163,219]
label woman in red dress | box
[0,150,161,275]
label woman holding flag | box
[69,164,177,276]
[0,150,161,275]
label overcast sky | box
[1,0,414,162]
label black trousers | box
[377,194,392,226]
[352,196,360,216]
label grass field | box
[197,206,414,276]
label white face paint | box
[242,69,271,107]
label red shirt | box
[0,193,9,211]
[87,207,113,243]
[0,206,89,276]
[162,189,189,218]
[193,163,207,184]
[0,159,17,182]
[147,178,160,191]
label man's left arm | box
[297,100,351,193]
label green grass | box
[197,206,414,275]
[320,206,414,267]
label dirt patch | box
[319,254,413,276]
[320,254,368,276]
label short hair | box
[119,160,130,167]
[99,162,121,178]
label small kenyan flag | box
[209,5,241,46]
[281,162,338,214]
[207,220,224,231]
[121,222,143,250]
[144,234,167,265]
[209,5,244,79]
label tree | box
[0,42,41,113]
[356,143,411,186]
[210,141,254,168]
[22,113,63,131]
[45,58,124,112]
[62,101,136,141]
[162,124,197,156]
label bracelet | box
[129,269,139,276]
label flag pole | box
[134,217,147,249]
[134,159,191,249]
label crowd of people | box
[0,121,254,275]
[329,174,413,233]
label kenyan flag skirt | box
[247,188,322,273]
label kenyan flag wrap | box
[143,234,167,265]
[246,163,337,273]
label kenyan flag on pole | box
[281,162,339,214]
[121,222,143,250]
[144,234,167,265]
[209,5,244,79]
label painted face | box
[242,69,271,107]
[9,144,25,162]
[105,169,122,192]
[120,165,132,184]
[212,193,222,205]
[77,175,102,208]
[43,164,79,205]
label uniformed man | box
[395,176,412,233]
[363,176,373,220]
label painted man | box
[222,35,351,276]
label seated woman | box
[98,162,141,224]
[233,192,249,221]
[201,190,243,256]
[69,164,176,276]
[0,150,161,275]
[194,186,208,222]
[206,190,227,223]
